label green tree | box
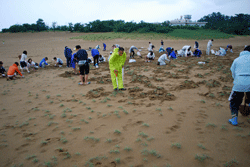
[36,18,47,31]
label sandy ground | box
[0,32,250,167]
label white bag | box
[129,59,136,63]
[211,49,215,54]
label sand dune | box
[0,32,250,167]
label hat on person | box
[0,61,3,64]
[110,51,112,54]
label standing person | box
[7,62,24,80]
[103,43,106,51]
[64,46,72,68]
[129,46,138,59]
[206,39,213,55]
[53,57,63,67]
[109,47,126,91]
[226,45,233,53]
[75,45,90,85]
[0,61,7,77]
[148,42,153,51]
[161,40,164,48]
[71,52,77,74]
[157,52,170,65]
[91,48,100,68]
[193,48,202,58]
[20,51,30,73]
[194,41,199,49]
[39,57,49,68]
[228,46,250,126]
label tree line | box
[2,12,250,35]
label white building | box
[170,15,207,27]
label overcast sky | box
[0,0,249,30]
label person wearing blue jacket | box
[103,43,106,51]
[39,57,49,68]
[193,49,202,58]
[166,47,172,56]
[91,48,100,68]
[159,47,165,53]
[169,50,177,59]
[71,53,77,74]
[64,46,72,68]
[228,45,250,126]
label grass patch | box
[110,150,120,154]
[60,136,68,143]
[224,158,239,167]
[138,132,148,138]
[197,144,206,150]
[114,129,121,134]
[206,123,216,127]
[114,158,120,164]
[171,143,181,149]
[70,30,233,41]
[195,154,209,162]
[84,136,100,142]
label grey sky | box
[0,0,249,30]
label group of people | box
[1,39,249,128]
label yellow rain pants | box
[109,48,126,89]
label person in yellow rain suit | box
[109,47,126,91]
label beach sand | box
[0,32,250,167]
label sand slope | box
[0,32,250,167]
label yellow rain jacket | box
[109,48,126,89]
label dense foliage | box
[2,12,250,35]
[198,12,250,35]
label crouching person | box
[0,61,7,77]
[53,57,63,67]
[193,49,202,58]
[158,52,170,65]
[27,58,39,70]
[145,51,155,62]
[99,55,106,63]
[7,62,24,80]
[39,57,49,68]
[228,46,250,126]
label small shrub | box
[114,130,121,134]
[195,154,209,162]
[171,143,181,149]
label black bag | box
[239,93,250,116]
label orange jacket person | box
[7,62,24,80]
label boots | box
[228,116,238,126]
